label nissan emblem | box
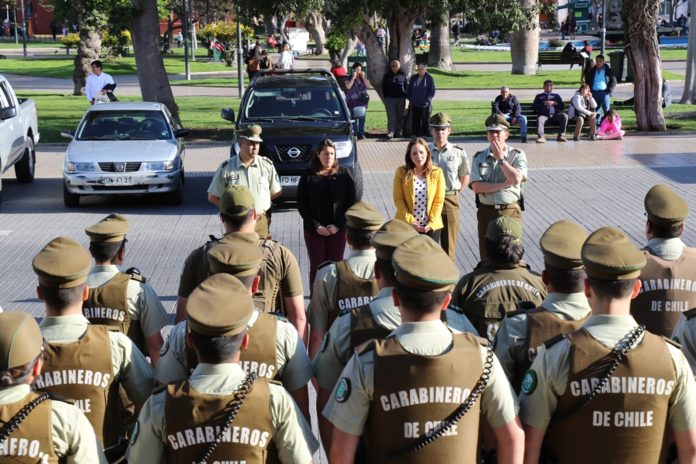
[287,147,301,158]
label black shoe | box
[521,136,527,143]
[358,135,366,140]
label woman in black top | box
[297,139,357,287]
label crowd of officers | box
[1,116,696,464]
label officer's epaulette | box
[684,307,696,320]
[47,393,76,405]
[544,333,566,349]
[258,238,277,250]
[219,158,231,168]
[452,143,466,152]
[260,156,274,166]
[125,267,146,283]
[354,339,377,355]
[209,234,219,242]
[317,260,334,270]
[474,149,486,158]
[662,336,682,350]
[269,379,283,386]
[509,148,522,156]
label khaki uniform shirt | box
[323,320,519,436]
[430,142,470,192]
[520,315,696,432]
[0,384,108,463]
[207,154,281,214]
[469,146,528,205]
[126,363,319,463]
[155,310,313,391]
[494,292,592,382]
[87,265,168,338]
[672,315,696,376]
[39,314,155,406]
[313,287,480,391]
[308,249,376,332]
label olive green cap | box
[187,273,254,336]
[237,124,263,142]
[644,184,688,226]
[32,237,91,289]
[0,312,43,370]
[486,216,522,244]
[581,226,647,280]
[429,112,452,128]
[220,185,255,218]
[371,219,419,260]
[85,213,129,243]
[392,235,459,291]
[485,114,510,132]
[540,220,589,270]
[207,237,263,277]
[345,201,385,231]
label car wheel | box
[15,137,36,184]
[63,182,80,207]
[164,173,184,205]
[353,162,364,201]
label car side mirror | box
[0,107,17,120]
[221,108,235,122]
[60,130,74,140]
[351,106,366,119]
[174,128,190,138]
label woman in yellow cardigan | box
[393,137,446,241]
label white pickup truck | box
[0,75,39,203]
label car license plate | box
[101,176,133,186]
[281,176,300,186]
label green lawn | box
[0,39,61,49]
[19,91,696,143]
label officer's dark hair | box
[596,54,605,61]
[485,236,524,265]
[544,264,586,294]
[212,272,255,290]
[347,226,377,250]
[91,60,103,69]
[395,281,449,314]
[190,330,246,363]
[39,284,86,310]
[89,240,125,263]
[220,209,255,231]
[0,353,41,388]
[648,220,684,239]
[375,257,397,287]
[587,277,636,299]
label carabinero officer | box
[207,124,281,239]
[156,236,313,421]
[126,274,318,463]
[520,226,696,463]
[178,185,306,340]
[32,237,154,457]
[307,201,385,360]
[449,216,546,342]
[494,220,591,392]
[84,213,168,364]
[0,312,107,463]
[324,234,524,463]
[470,114,527,260]
[631,184,696,337]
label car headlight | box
[334,140,353,159]
[65,161,98,173]
[142,160,177,171]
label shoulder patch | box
[335,377,351,403]
[159,339,170,357]
[662,336,682,350]
[520,369,538,395]
[544,333,567,349]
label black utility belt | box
[479,202,519,210]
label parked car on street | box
[0,74,39,204]
[61,102,188,207]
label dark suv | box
[221,69,363,200]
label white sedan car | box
[61,102,188,207]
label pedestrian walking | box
[85,60,114,105]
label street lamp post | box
[19,0,27,57]
[182,0,191,80]
[600,0,606,55]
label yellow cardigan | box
[393,165,445,231]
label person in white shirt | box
[278,43,294,70]
[85,60,115,104]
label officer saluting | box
[0,312,107,463]
[494,220,591,391]
[127,274,318,463]
[32,237,154,457]
[84,213,168,364]
[324,234,523,463]
[520,227,696,463]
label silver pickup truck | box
[0,75,39,204]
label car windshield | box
[244,87,345,121]
[77,110,171,141]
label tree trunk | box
[428,7,453,70]
[72,29,101,96]
[280,13,292,43]
[680,0,696,103]
[305,11,326,55]
[386,11,417,76]
[510,0,539,75]
[332,34,358,68]
[623,0,665,130]
[263,15,278,37]
[355,23,388,100]
[131,0,181,124]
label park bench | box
[491,101,565,136]
[538,51,590,81]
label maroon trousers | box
[304,228,347,289]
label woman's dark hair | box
[352,62,362,70]
[485,236,525,265]
[404,137,433,181]
[579,83,590,92]
[0,353,41,389]
[309,139,339,175]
